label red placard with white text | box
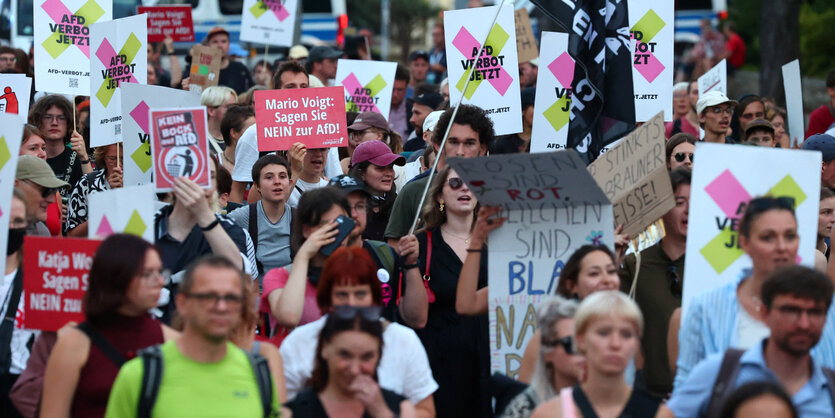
[254,86,347,151]
[137,6,195,42]
[23,237,101,331]
[150,107,211,192]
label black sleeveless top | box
[572,384,662,418]
[286,388,405,418]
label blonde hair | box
[574,291,643,340]
[530,296,578,402]
[201,86,237,107]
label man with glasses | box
[65,143,123,236]
[14,156,69,236]
[659,265,835,417]
[696,91,738,144]
[105,256,279,417]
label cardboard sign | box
[137,5,195,42]
[0,114,23,278]
[587,112,674,238]
[254,86,347,151]
[530,31,571,153]
[448,150,613,377]
[121,84,201,187]
[150,107,212,192]
[240,0,299,46]
[782,59,804,147]
[0,75,32,122]
[334,59,397,120]
[89,14,148,147]
[629,0,674,122]
[698,59,727,96]
[514,8,538,63]
[22,237,101,331]
[444,5,522,135]
[88,184,155,242]
[189,45,222,92]
[682,143,820,315]
[33,0,113,95]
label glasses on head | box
[674,152,694,163]
[542,335,574,355]
[331,305,382,322]
[667,264,682,299]
[746,196,796,215]
[447,177,464,190]
[42,114,68,124]
[709,106,734,115]
[184,291,244,308]
[25,180,57,198]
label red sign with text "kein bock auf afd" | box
[23,237,101,331]
[254,86,347,151]
[151,107,211,193]
[137,5,195,42]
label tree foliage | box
[347,0,440,63]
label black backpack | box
[136,344,275,418]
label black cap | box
[308,45,342,63]
[412,92,443,110]
[328,175,371,197]
[409,50,430,62]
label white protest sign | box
[89,14,148,147]
[629,0,674,122]
[0,113,23,277]
[448,150,614,377]
[682,143,820,314]
[240,0,299,46]
[444,5,522,135]
[698,59,727,96]
[121,83,200,187]
[88,184,155,242]
[0,75,32,122]
[33,0,113,95]
[782,59,804,147]
[335,59,398,120]
[530,31,571,153]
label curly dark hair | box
[431,104,495,152]
[28,95,74,143]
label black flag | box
[532,0,635,162]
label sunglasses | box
[667,264,682,299]
[542,335,574,354]
[447,177,464,190]
[25,180,57,198]
[746,196,796,214]
[331,305,383,322]
[674,152,694,163]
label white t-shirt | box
[287,177,330,208]
[736,306,770,349]
[1,270,39,374]
[280,315,438,403]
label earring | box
[439,202,445,212]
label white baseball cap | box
[423,110,444,134]
[696,91,738,114]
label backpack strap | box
[366,240,395,277]
[822,366,835,412]
[76,322,126,367]
[248,203,264,275]
[705,348,745,417]
[137,345,164,418]
[245,349,275,418]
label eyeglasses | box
[773,304,826,322]
[331,305,382,322]
[24,180,57,198]
[184,291,244,307]
[42,114,68,124]
[447,177,464,190]
[351,202,367,213]
[140,269,170,285]
[667,264,682,299]
[0,56,16,63]
[674,152,694,163]
[542,335,574,354]
[709,106,734,115]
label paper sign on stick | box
[88,184,155,242]
[514,9,538,63]
[0,113,23,278]
[698,59,727,96]
[587,112,674,238]
[629,0,674,122]
[150,107,211,192]
[137,6,195,42]
[121,84,201,187]
[530,32,571,153]
[189,45,222,93]
[33,0,113,95]
[89,14,148,147]
[23,237,101,331]
[240,0,299,46]
[682,143,820,315]
[444,5,522,135]
[335,59,397,120]
[782,60,804,147]
[0,75,32,122]
[254,86,347,151]
[448,150,614,377]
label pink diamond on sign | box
[130,101,150,134]
[634,48,666,83]
[95,215,114,238]
[705,169,751,218]
[548,52,575,88]
[270,2,290,21]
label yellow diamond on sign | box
[124,209,147,237]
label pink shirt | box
[260,267,322,346]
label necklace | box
[442,227,471,245]
[222,149,234,166]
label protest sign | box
[88,184,155,242]
[444,5,522,135]
[334,59,397,119]
[587,112,673,238]
[137,5,194,42]
[629,0,674,122]
[121,83,200,187]
[89,14,148,147]
[530,31,571,153]
[189,45,222,93]
[448,150,614,377]
[240,0,299,46]
[698,59,728,96]
[150,107,211,192]
[33,0,113,95]
[254,86,347,151]
[782,59,804,147]
[0,113,23,278]
[0,75,32,122]
[22,237,101,331]
[682,143,820,314]
[514,8,538,63]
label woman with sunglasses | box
[65,143,123,237]
[285,306,417,418]
[40,234,178,418]
[673,196,835,390]
[666,133,697,171]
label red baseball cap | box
[350,140,406,168]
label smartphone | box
[319,215,356,257]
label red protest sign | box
[138,5,195,42]
[151,107,211,192]
[23,237,101,331]
[254,86,347,151]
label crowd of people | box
[2,7,835,418]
